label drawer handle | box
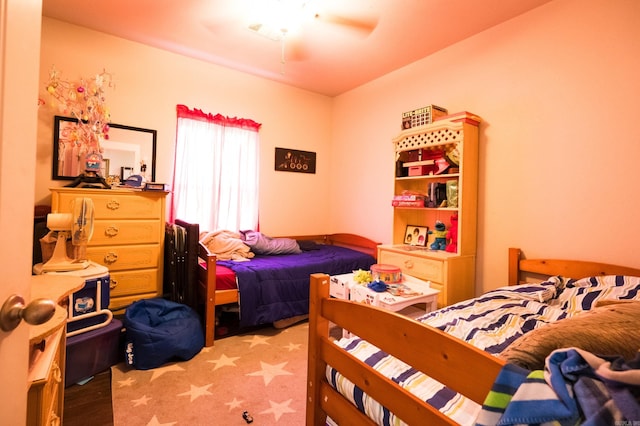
[50,412,60,426]
[104,252,119,264]
[107,199,121,210]
[52,361,62,383]
[105,225,119,237]
[110,278,118,289]
[403,259,414,269]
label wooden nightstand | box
[377,245,475,308]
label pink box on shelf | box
[408,165,430,176]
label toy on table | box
[429,220,447,250]
[446,213,458,253]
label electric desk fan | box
[41,198,94,272]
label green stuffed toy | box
[430,220,447,250]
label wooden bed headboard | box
[508,247,640,285]
[274,233,379,261]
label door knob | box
[0,294,56,332]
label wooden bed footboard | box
[306,273,505,426]
[197,242,237,347]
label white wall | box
[37,0,640,296]
[331,0,640,293]
[37,18,333,236]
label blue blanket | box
[476,348,640,425]
[218,245,375,327]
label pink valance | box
[176,104,261,131]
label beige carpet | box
[111,321,309,425]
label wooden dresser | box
[50,187,167,313]
[377,246,475,308]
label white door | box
[0,0,43,424]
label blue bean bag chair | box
[123,298,204,370]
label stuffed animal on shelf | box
[430,220,448,250]
[446,214,458,253]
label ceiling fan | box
[247,3,377,39]
[244,0,378,64]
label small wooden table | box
[330,272,440,337]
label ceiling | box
[42,0,552,97]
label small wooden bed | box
[306,248,640,425]
[175,219,379,347]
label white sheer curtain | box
[171,105,261,232]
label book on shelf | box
[143,182,169,191]
[391,200,424,207]
[393,194,421,201]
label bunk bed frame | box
[306,247,640,425]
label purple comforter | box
[217,245,376,327]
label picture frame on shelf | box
[120,166,134,181]
[404,225,428,247]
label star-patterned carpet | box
[111,321,309,425]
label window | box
[170,105,261,232]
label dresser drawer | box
[109,269,160,298]
[379,250,444,283]
[87,244,161,271]
[27,327,64,426]
[28,360,62,426]
[55,192,162,219]
[90,219,161,245]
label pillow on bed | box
[240,230,301,255]
[297,240,321,251]
[498,300,640,370]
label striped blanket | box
[476,348,640,425]
[327,275,640,425]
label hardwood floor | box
[64,369,114,426]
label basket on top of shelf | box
[393,112,481,152]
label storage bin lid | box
[370,264,402,274]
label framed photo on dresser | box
[404,225,428,247]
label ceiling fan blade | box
[314,12,378,35]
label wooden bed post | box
[508,247,521,285]
[204,252,217,347]
[307,273,331,426]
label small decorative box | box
[370,264,403,284]
[401,105,448,129]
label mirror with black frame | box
[52,116,157,183]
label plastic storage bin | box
[65,318,123,387]
[34,261,112,336]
